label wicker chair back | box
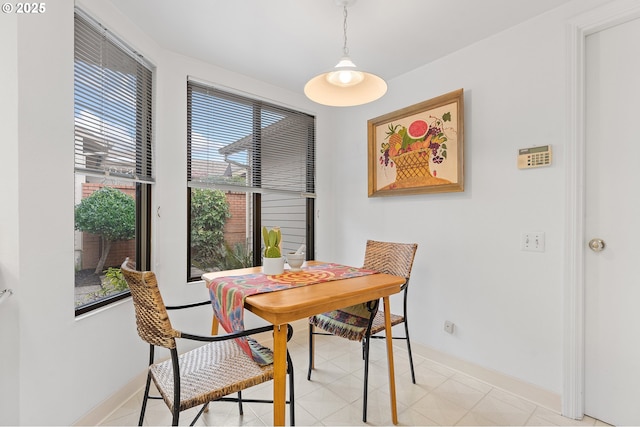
[362,240,417,280]
[121,258,180,349]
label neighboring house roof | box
[218,116,297,156]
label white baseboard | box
[72,371,147,426]
[274,319,561,413]
[410,344,561,413]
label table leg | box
[383,296,399,425]
[273,323,288,426]
[210,315,219,335]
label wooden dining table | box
[202,260,406,426]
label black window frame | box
[73,9,154,315]
[186,81,316,281]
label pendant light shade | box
[304,0,387,107]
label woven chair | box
[307,240,417,422]
[121,258,295,426]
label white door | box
[584,16,640,426]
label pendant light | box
[304,0,387,107]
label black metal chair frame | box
[306,239,417,422]
[368,277,416,384]
[307,299,379,422]
[139,300,296,426]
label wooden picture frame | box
[368,89,464,197]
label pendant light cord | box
[342,5,349,56]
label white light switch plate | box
[521,232,545,252]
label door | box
[584,16,640,426]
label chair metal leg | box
[362,335,371,423]
[237,390,243,415]
[139,344,155,426]
[170,348,181,426]
[172,406,179,426]
[190,404,209,426]
[287,350,296,426]
[362,299,379,423]
[404,320,416,384]
[307,323,314,380]
[138,371,152,426]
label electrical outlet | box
[444,320,455,334]
[521,232,545,252]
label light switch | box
[521,232,545,252]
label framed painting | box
[367,89,464,197]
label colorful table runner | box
[208,263,377,364]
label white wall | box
[3,0,616,424]
[321,0,611,396]
[12,2,145,425]
[4,0,329,424]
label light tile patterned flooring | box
[100,326,608,426]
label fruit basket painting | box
[367,89,464,197]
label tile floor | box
[100,326,608,426]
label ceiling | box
[109,0,574,96]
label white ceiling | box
[109,0,574,95]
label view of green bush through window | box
[75,187,136,274]
[74,183,138,307]
[190,188,231,272]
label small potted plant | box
[262,226,284,275]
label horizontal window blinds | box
[187,81,315,197]
[74,10,154,183]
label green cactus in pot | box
[262,226,282,258]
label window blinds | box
[187,81,316,197]
[74,10,154,183]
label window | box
[187,80,315,280]
[74,10,153,315]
